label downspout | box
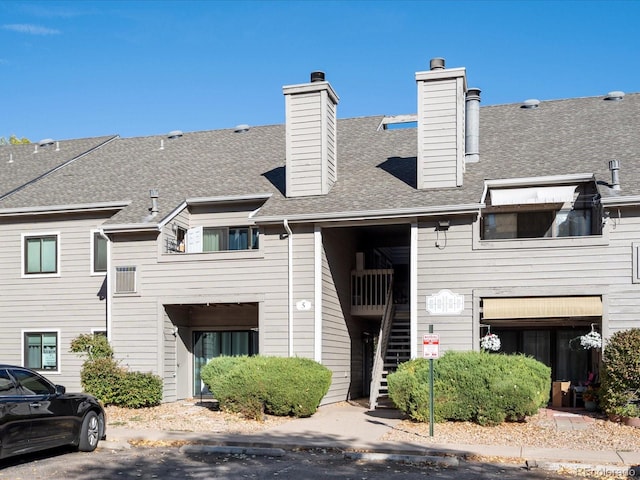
[284,219,294,357]
[97,228,112,340]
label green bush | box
[388,351,550,426]
[71,334,163,408]
[600,328,640,417]
[80,357,124,405]
[200,356,332,420]
[70,333,113,360]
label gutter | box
[600,195,640,207]
[283,219,293,357]
[0,201,130,217]
[101,223,162,233]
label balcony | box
[351,269,394,317]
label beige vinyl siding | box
[290,226,315,358]
[321,228,359,403]
[163,313,177,401]
[286,92,324,197]
[416,210,640,354]
[284,84,338,198]
[0,213,113,391]
[417,78,465,189]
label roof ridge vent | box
[521,99,540,109]
[234,124,250,133]
[604,91,625,101]
[167,130,183,139]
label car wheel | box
[78,411,100,452]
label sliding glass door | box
[193,331,257,396]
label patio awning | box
[489,185,578,206]
[483,296,602,319]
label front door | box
[192,330,258,396]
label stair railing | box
[369,279,394,409]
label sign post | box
[423,328,439,437]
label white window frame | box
[21,232,61,278]
[21,329,61,374]
[90,230,108,276]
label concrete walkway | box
[104,402,640,471]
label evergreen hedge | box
[200,356,332,420]
[388,351,550,426]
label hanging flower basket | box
[580,331,602,349]
[570,330,602,350]
[480,333,501,352]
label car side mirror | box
[55,385,66,395]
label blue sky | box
[1,0,638,141]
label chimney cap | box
[310,71,325,83]
[38,138,55,147]
[167,130,183,139]
[430,58,445,70]
[234,124,250,133]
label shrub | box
[71,334,163,408]
[80,357,124,405]
[388,351,550,426]
[600,328,640,417]
[200,356,331,420]
[69,333,113,360]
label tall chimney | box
[465,88,481,164]
[415,58,468,189]
[283,72,339,197]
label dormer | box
[415,58,468,189]
[283,72,339,198]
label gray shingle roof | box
[0,92,637,225]
[0,136,117,200]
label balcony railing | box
[351,269,394,317]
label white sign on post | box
[423,334,440,359]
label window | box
[24,332,58,371]
[93,232,108,273]
[185,226,259,253]
[481,183,599,240]
[203,227,259,251]
[115,266,136,293]
[0,369,18,396]
[24,234,58,274]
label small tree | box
[0,134,30,145]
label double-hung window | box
[23,234,58,275]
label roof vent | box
[521,99,540,109]
[234,124,250,133]
[310,71,325,83]
[167,130,183,139]
[604,91,625,101]
[38,138,55,147]
[430,58,445,70]
[609,160,621,190]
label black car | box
[0,365,106,460]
